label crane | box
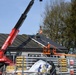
[0,0,42,65]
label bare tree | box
[42,0,71,47]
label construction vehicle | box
[0,0,42,74]
[0,0,42,64]
[0,0,76,75]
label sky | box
[0,0,71,35]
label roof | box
[0,33,68,53]
[30,34,68,53]
[0,33,42,48]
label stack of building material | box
[16,56,26,75]
[6,65,15,73]
[16,56,26,70]
[58,58,68,72]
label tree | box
[42,0,71,48]
[66,0,76,51]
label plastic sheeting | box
[28,60,52,75]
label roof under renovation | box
[0,33,68,53]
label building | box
[0,33,76,75]
[0,33,68,55]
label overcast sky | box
[0,0,71,35]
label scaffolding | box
[1,53,76,75]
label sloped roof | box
[0,33,42,49]
[0,33,68,53]
[30,34,68,53]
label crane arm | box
[0,0,35,57]
[0,0,42,64]
[1,0,34,52]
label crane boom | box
[1,0,34,52]
[0,0,42,64]
[14,0,34,30]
